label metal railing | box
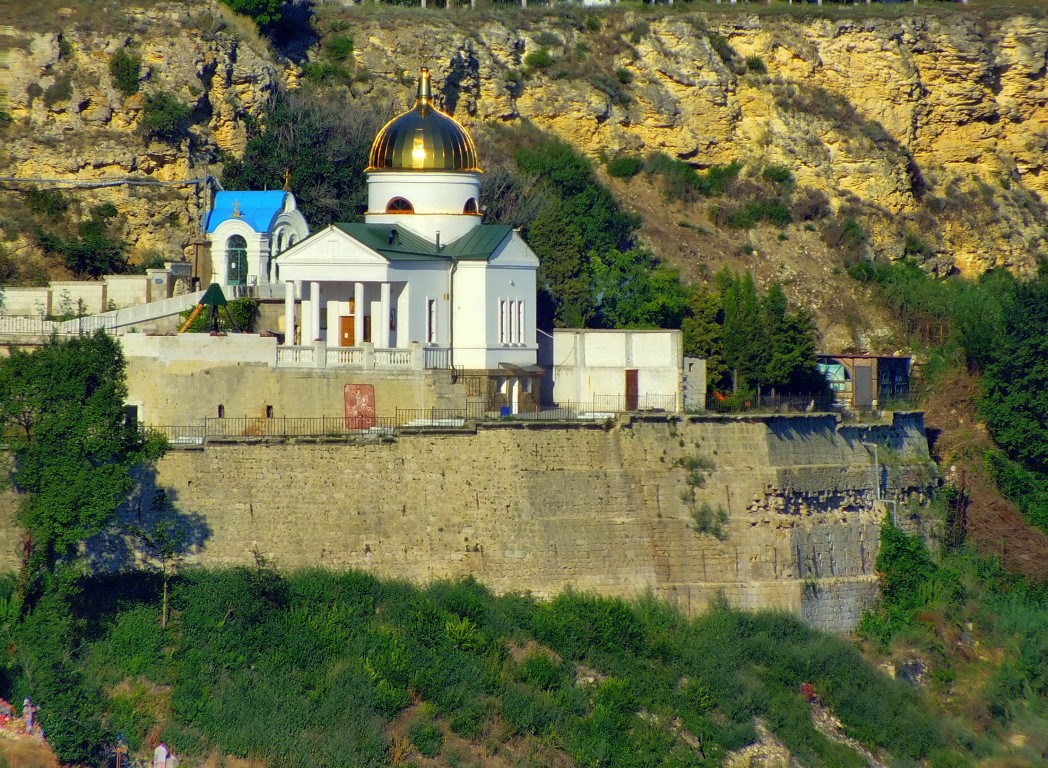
[196,416,397,439]
[703,391,914,415]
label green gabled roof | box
[332,223,511,263]
[443,224,512,261]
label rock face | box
[0,2,280,257]
[350,10,1048,277]
[2,4,1046,282]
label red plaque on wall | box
[344,384,376,430]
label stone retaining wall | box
[0,413,935,633]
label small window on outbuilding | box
[386,197,414,214]
[217,404,225,418]
[463,197,478,215]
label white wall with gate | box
[552,329,684,412]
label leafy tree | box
[15,589,109,763]
[33,201,127,279]
[0,332,165,600]
[681,284,725,386]
[711,269,824,396]
[220,0,282,26]
[130,490,192,627]
[140,91,192,143]
[109,49,141,97]
[716,268,763,392]
[510,136,637,328]
[588,249,690,329]
[221,90,386,227]
[982,278,1048,474]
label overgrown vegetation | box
[0,568,945,767]
[0,334,165,763]
[178,297,260,333]
[220,90,386,227]
[28,192,128,279]
[139,92,192,143]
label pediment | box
[275,225,390,267]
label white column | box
[309,281,321,342]
[379,282,391,348]
[511,378,520,415]
[354,282,365,346]
[283,281,295,346]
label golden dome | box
[367,68,481,173]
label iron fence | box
[153,388,914,443]
[705,390,915,415]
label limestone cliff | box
[2,3,1046,341]
[0,2,281,256]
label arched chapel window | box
[227,235,248,286]
[276,232,285,253]
[386,197,414,214]
[463,198,478,215]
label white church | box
[207,68,539,373]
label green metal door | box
[227,235,247,286]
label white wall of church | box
[211,219,269,287]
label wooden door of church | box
[625,369,639,411]
[340,316,354,347]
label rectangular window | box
[499,299,507,344]
[427,299,437,344]
[516,300,525,344]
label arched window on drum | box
[386,197,414,214]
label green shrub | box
[109,49,141,97]
[302,60,349,84]
[692,502,728,539]
[716,200,792,229]
[220,0,282,27]
[607,155,643,179]
[534,31,562,49]
[762,163,794,186]
[645,153,740,202]
[501,683,557,736]
[903,231,935,258]
[745,55,767,74]
[629,21,650,44]
[524,48,554,72]
[140,91,191,142]
[518,652,564,691]
[24,187,70,217]
[408,717,443,758]
[325,34,354,61]
[615,67,633,85]
[590,73,630,106]
[585,15,601,32]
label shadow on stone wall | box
[86,465,211,573]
